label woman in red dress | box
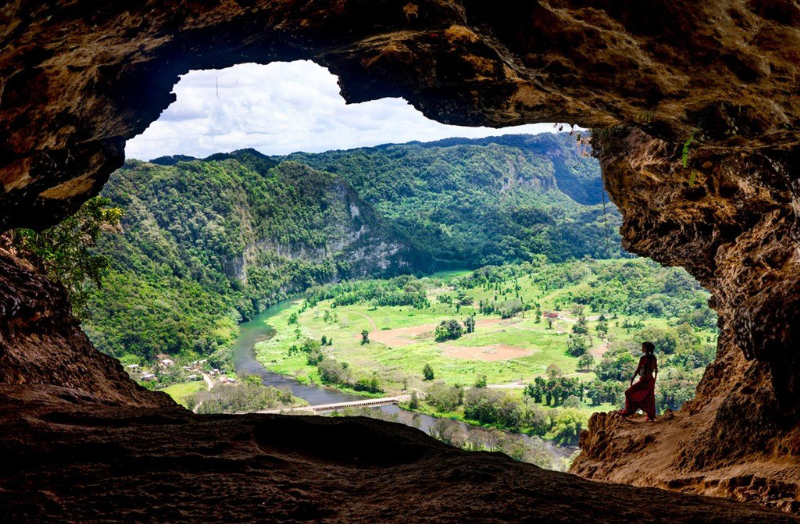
[619,341,658,421]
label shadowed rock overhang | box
[1,0,800,515]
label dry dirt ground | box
[364,318,532,361]
[442,343,533,361]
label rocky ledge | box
[1,384,798,524]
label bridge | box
[256,395,410,415]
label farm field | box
[254,258,717,412]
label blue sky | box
[125,61,562,160]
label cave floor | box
[1,386,797,524]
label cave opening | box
[12,60,715,472]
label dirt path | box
[193,373,214,414]
[348,311,377,331]
[487,382,527,389]
[554,312,601,323]
[591,341,610,359]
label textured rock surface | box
[2,0,800,513]
[571,127,800,511]
[0,250,172,408]
[1,385,798,524]
[2,0,798,229]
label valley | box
[250,257,716,448]
[82,132,621,364]
[67,133,717,462]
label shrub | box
[435,319,463,341]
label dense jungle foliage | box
[286,133,622,267]
[82,133,624,362]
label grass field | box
[254,262,717,398]
[161,381,206,407]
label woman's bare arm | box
[631,357,644,385]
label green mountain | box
[84,133,623,361]
[84,156,410,360]
[285,133,621,267]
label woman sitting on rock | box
[618,341,658,421]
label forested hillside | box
[85,133,622,362]
[84,154,410,360]
[287,133,622,266]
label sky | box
[125,61,562,160]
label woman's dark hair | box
[642,341,655,354]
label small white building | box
[141,373,157,382]
[187,374,200,381]
[126,364,140,370]
[160,359,175,367]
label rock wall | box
[571,127,800,512]
[2,0,800,510]
[0,250,172,408]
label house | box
[187,374,199,381]
[126,364,140,370]
[160,359,175,367]
[141,373,157,382]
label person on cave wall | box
[618,341,658,421]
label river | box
[232,299,363,405]
[232,298,577,465]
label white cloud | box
[125,61,564,160]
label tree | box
[423,363,435,381]
[243,374,263,386]
[546,363,563,380]
[464,315,476,334]
[577,353,595,371]
[11,197,123,319]
[572,315,588,334]
[596,347,637,381]
[425,382,461,411]
[318,358,350,384]
[596,320,609,339]
[409,391,420,409]
[636,326,679,355]
[550,409,587,446]
[361,330,370,345]
[524,377,546,404]
[474,374,488,388]
[435,319,463,341]
[567,334,588,357]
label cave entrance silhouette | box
[2,1,800,513]
[66,60,718,472]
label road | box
[255,395,411,415]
